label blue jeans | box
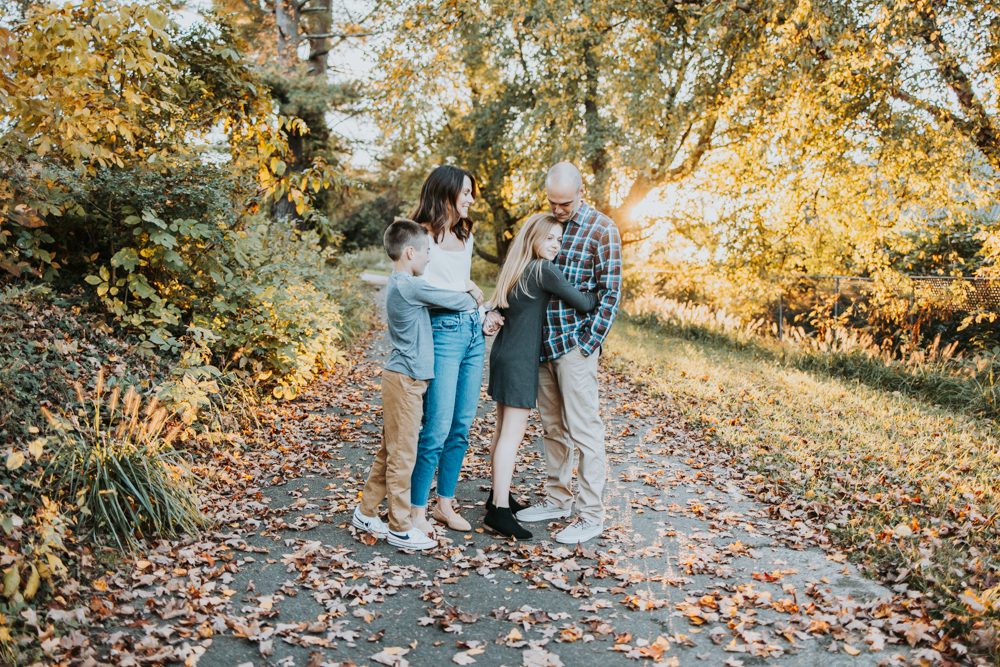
[410,310,485,507]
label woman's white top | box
[424,234,473,292]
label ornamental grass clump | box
[42,370,204,551]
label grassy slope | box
[604,317,999,653]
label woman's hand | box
[483,310,504,336]
[466,280,484,306]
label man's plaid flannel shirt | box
[541,201,622,361]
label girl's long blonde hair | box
[489,213,561,309]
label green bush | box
[69,162,361,399]
[329,190,403,253]
[201,219,349,399]
[337,245,392,275]
[41,372,204,551]
[0,283,157,445]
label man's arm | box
[577,223,622,356]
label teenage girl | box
[484,213,598,539]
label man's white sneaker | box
[515,499,572,523]
[554,518,603,544]
[352,507,388,539]
[387,527,437,551]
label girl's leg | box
[489,403,505,462]
[491,404,530,508]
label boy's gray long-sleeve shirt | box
[385,271,478,380]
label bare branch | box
[304,32,373,40]
[918,7,1000,170]
[890,88,975,134]
[474,245,499,264]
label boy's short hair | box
[383,218,428,261]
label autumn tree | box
[211,0,373,227]
[371,0,789,260]
[372,0,1000,285]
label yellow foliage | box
[2,0,338,219]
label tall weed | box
[628,294,1000,418]
[42,371,204,551]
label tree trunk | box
[582,37,611,213]
[274,0,300,68]
[490,205,515,265]
[271,0,337,224]
[306,0,332,75]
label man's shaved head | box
[546,162,583,193]
[545,162,584,223]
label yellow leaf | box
[959,589,988,613]
[843,644,861,656]
[28,438,44,459]
[23,565,39,600]
[5,451,24,470]
[2,567,19,598]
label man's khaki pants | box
[537,347,606,523]
[360,370,428,533]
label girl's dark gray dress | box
[487,260,598,408]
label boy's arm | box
[404,278,478,311]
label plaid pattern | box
[542,201,622,361]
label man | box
[515,162,622,544]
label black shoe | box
[485,488,527,514]
[484,506,533,540]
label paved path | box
[82,284,917,666]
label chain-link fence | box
[770,274,1000,341]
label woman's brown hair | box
[410,165,478,243]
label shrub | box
[329,190,403,253]
[41,371,204,551]
[337,245,393,275]
[190,218,353,399]
[76,180,361,398]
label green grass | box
[605,316,1000,657]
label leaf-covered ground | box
[31,287,973,666]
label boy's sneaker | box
[352,507,388,539]
[554,518,603,544]
[515,499,571,523]
[387,527,436,551]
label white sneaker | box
[515,499,571,523]
[554,518,603,544]
[387,527,437,551]
[352,507,388,539]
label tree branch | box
[474,245,499,264]
[890,88,975,134]
[918,7,1000,170]
[304,32,373,40]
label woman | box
[484,214,597,539]
[409,165,486,534]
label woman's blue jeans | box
[410,310,485,507]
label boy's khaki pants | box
[537,347,606,523]
[360,370,427,533]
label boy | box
[352,219,479,550]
